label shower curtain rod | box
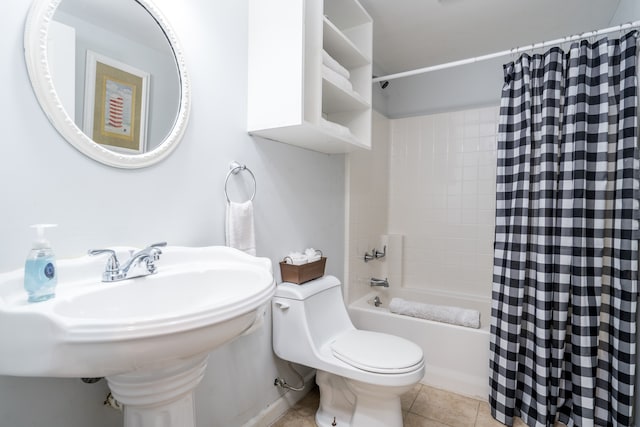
[372,20,640,83]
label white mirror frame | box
[24,0,190,169]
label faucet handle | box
[146,242,167,260]
[88,249,120,271]
[88,249,123,282]
[364,249,375,263]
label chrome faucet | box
[370,277,389,287]
[89,242,167,282]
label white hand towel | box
[225,201,256,256]
[389,298,480,329]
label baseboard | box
[243,370,316,427]
[421,365,488,401]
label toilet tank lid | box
[274,275,341,300]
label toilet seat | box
[331,330,423,374]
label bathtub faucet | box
[370,277,389,287]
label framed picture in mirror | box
[83,51,150,153]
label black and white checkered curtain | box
[490,31,639,427]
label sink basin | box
[0,246,275,378]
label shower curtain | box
[489,31,639,427]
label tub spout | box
[370,277,389,287]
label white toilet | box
[272,275,425,427]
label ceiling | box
[359,0,626,76]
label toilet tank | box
[272,276,355,363]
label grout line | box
[473,398,482,426]
[406,383,422,412]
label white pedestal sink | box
[0,246,275,427]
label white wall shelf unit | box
[248,0,372,153]
[322,18,369,69]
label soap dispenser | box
[24,224,58,303]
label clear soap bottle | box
[24,224,57,303]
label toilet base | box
[314,370,412,427]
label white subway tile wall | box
[388,106,499,299]
[347,106,499,302]
[346,111,391,302]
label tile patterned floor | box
[270,383,565,427]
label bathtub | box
[348,288,490,399]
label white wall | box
[0,1,344,426]
[346,111,390,302]
[388,106,498,299]
[348,106,498,301]
[385,58,504,119]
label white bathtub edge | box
[422,364,488,401]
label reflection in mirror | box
[25,0,190,168]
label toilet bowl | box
[272,275,425,427]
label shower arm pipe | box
[372,20,640,83]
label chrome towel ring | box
[224,161,256,203]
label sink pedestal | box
[106,354,209,427]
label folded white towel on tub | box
[389,297,480,329]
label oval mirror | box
[24,0,190,169]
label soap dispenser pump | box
[24,224,58,303]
